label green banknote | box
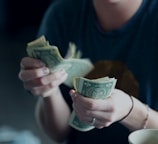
[69,77,117,131]
[26,36,94,87]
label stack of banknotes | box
[26,36,117,132]
[26,36,94,87]
[69,76,117,132]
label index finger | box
[20,57,45,69]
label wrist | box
[118,95,134,122]
[42,87,61,98]
[119,97,151,131]
[142,105,149,129]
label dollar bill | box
[26,36,94,87]
[69,76,117,131]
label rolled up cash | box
[26,36,94,87]
[69,76,117,132]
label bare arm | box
[70,89,158,131]
[36,87,71,143]
[19,57,72,143]
[120,96,158,131]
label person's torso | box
[38,0,158,143]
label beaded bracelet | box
[118,95,134,122]
[143,105,149,129]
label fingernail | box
[69,90,77,97]
[43,67,49,75]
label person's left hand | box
[70,89,132,129]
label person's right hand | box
[18,57,68,97]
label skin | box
[93,0,143,31]
[19,0,158,143]
[19,57,71,142]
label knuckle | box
[39,77,47,85]
[49,82,56,88]
[51,79,62,87]
[108,102,116,112]
[106,115,115,123]
[18,71,22,80]
[52,72,60,80]
[107,117,113,123]
[54,74,59,80]
[20,57,28,68]
[87,101,95,110]
[18,71,25,81]
[110,106,115,113]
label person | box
[18,0,158,143]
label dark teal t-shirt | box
[37,0,158,143]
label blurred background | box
[0,0,57,143]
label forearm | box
[120,96,158,131]
[35,87,71,142]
